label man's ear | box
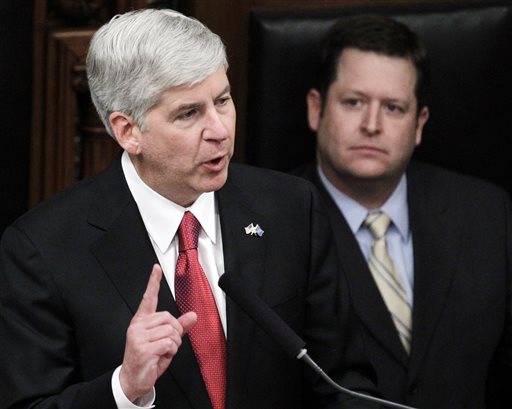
[414,106,429,147]
[109,111,141,154]
[306,89,322,132]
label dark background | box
[0,1,33,233]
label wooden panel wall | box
[29,0,154,206]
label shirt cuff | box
[112,366,156,408]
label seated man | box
[296,14,512,408]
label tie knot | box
[178,211,201,251]
[365,212,390,240]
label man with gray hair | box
[0,8,376,409]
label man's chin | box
[201,168,230,193]
[347,166,389,181]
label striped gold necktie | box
[364,211,412,353]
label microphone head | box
[219,273,306,358]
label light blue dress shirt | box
[318,166,414,306]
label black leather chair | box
[246,2,512,194]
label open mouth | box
[208,157,223,166]
[202,154,227,171]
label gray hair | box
[86,8,228,137]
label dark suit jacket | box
[0,158,375,409]
[297,161,512,409]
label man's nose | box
[202,109,230,141]
[361,103,382,135]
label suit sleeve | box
[301,185,380,408]
[0,224,118,409]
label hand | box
[119,264,197,402]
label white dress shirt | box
[112,152,227,408]
[317,166,414,306]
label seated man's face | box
[308,47,428,191]
[126,68,236,206]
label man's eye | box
[386,104,404,113]
[177,110,196,120]
[216,96,231,106]
[343,98,360,107]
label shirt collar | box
[121,151,217,253]
[317,165,409,241]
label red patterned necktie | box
[175,211,226,409]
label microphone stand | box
[298,349,417,409]
[219,273,419,409]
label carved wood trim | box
[29,0,151,207]
[30,30,94,204]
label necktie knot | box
[365,211,390,240]
[178,211,200,251]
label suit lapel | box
[216,177,268,409]
[87,159,212,409]
[88,161,160,316]
[306,163,463,380]
[333,210,410,366]
[406,165,462,380]
[307,168,409,367]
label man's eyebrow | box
[175,102,202,112]
[341,90,410,104]
[382,97,411,106]
[169,85,232,118]
[216,85,231,98]
[168,101,203,120]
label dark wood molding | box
[29,0,150,206]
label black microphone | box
[218,273,418,409]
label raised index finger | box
[135,264,162,317]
